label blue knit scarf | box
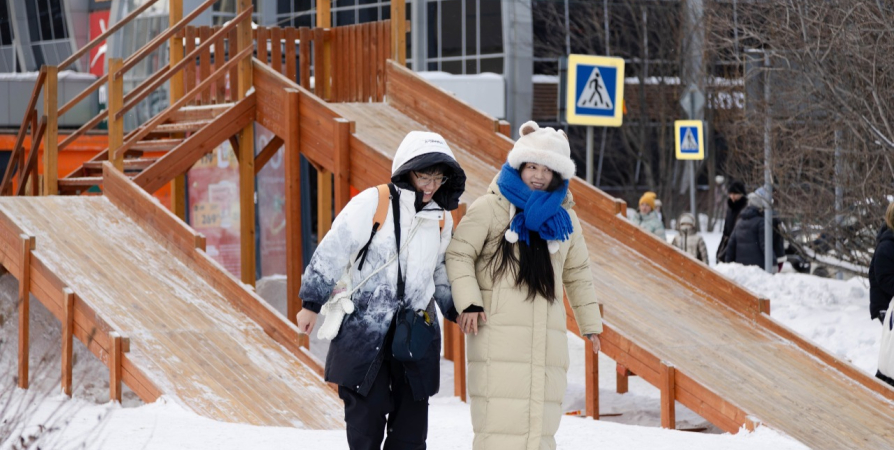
[496,163,574,244]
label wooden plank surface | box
[0,197,344,429]
[329,101,894,449]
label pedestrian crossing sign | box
[566,54,625,127]
[675,120,705,160]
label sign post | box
[565,54,625,184]
[675,120,705,221]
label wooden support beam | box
[660,361,676,429]
[323,29,333,101]
[759,298,771,315]
[61,288,75,396]
[616,364,632,394]
[443,318,454,361]
[238,0,255,287]
[109,332,129,402]
[316,0,331,28]
[390,0,406,65]
[108,59,125,171]
[17,234,34,389]
[254,136,284,175]
[285,89,304,340]
[333,119,352,214]
[43,66,58,195]
[585,338,599,420]
[299,27,311,90]
[169,2,187,221]
[317,170,333,243]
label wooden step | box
[58,177,104,188]
[130,139,183,152]
[82,158,158,172]
[168,103,234,123]
[154,120,211,134]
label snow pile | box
[715,262,879,374]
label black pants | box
[338,357,429,450]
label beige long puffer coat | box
[446,178,603,450]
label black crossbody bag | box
[388,184,436,362]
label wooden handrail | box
[57,109,106,153]
[2,68,47,194]
[113,45,254,160]
[58,0,162,71]
[117,8,252,120]
[16,117,47,196]
[58,75,104,118]
[114,0,225,81]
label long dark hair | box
[489,165,564,302]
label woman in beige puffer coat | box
[446,121,603,450]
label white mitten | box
[317,280,355,340]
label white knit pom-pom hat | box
[506,120,576,180]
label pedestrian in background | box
[716,180,747,262]
[631,191,666,239]
[871,202,894,387]
[672,212,709,264]
[724,187,785,271]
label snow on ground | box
[5,234,877,450]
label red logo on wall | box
[89,11,111,77]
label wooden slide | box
[0,163,343,429]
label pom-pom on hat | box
[506,121,576,180]
[639,191,657,209]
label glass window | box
[358,6,378,23]
[479,0,501,54]
[0,0,13,46]
[441,59,461,74]
[440,0,461,58]
[50,0,66,39]
[426,2,438,58]
[464,0,476,56]
[335,9,354,25]
[465,59,476,74]
[480,56,502,74]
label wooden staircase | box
[58,103,236,195]
[1,0,253,199]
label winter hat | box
[639,191,657,209]
[747,187,773,210]
[728,180,746,195]
[391,131,466,211]
[506,121,576,180]
[679,212,696,228]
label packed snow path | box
[0,192,344,429]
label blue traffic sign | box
[675,120,705,160]
[566,55,625,127]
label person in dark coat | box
[871,203,894,387]
[716,180,748,262]
[724,188,785,270]
[870,209,894,322]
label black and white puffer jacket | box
[299,131,464,400]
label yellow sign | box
[566,54,625,127]
[674,120,705,160]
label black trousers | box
[338,357,429,450]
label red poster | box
[188,143,241,276]
[88,11,110,77]
[256,126,287,277]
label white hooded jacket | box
[299,131,464,399]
